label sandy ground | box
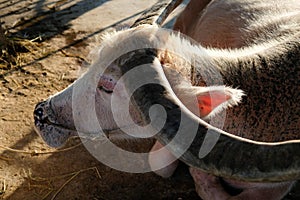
[0,0,299,200]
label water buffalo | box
[34,0,300,199]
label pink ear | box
[176,85,244,119]
[197,91,230,117]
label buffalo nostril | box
[34,101,47,120]
[34,108,44,118]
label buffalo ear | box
[177,86,245,119]
[148,141,179,178]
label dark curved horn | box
[131,0,183,28]
[119,51,300,182]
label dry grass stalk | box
[26,167,101,200]
[0,24,43,74]
[0,141,83,156]
[0,179,7,197]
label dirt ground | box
[0,0,299,200]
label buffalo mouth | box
[34,101,79,148]
[33,101,145,148]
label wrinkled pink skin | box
[148,0,296,199]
